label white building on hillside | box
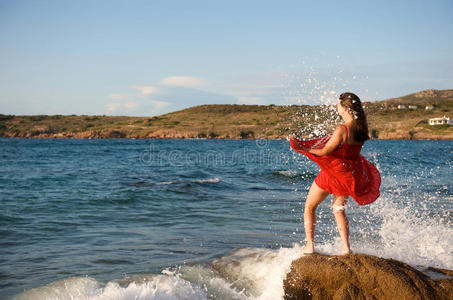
[397,105,407,109]
[425,105,434,110]
[429,116,453,125]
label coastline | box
[1,88,452,141]
[1,132,453,140]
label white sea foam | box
[12,274,208,300]
[314,193,453,270]
[207,246,304,300]
[12,246,305,300]
[158,177,220,185]
[365,197,452,268]
[276,170,298,177]
[192,177,220,184]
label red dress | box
[290,125,381,205]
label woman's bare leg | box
[332,195,351,254]
[302,181,329,253]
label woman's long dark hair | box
[339,92,369,142]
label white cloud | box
[107,93,130,100]
[123,101,138,109]
[105,103,120,112]
[283,96,304,103]
[105,99,172,115]
[237,96,268,105]
[149,99,171,110]
[160,76,206,88]
[105,73,284,115]
[133,85,159,95]
[105,101,139,113]
[219,72,286,97]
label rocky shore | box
[284,253,453,300]
[2,129,453,140]
[0,129,254,139]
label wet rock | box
[283,253,452,300]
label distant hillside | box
[383,89,453,106]
[1,89,452,140]
[366,89,453,139]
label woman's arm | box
[306,126,346,156]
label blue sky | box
[1,0,452,116]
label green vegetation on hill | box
[1,89,452,139]
[366,89,453,139]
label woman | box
[289,92,381,255]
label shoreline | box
[1,134,453,141]
[1,89,452,141]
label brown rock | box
[283,253,452,300]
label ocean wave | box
[12,246,304,300]
[274,170,298,177]
[158,177,220,185]
[120,177,221,187]
[11,275,209,300]
[272,169,316,179]
[192,177,221,184]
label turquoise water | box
[1,138,452,299]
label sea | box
[0,138,452,299]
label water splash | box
[12,246,305,300]
[282,57,371,138]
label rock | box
[414,89,439,98]
[283,253,452,300]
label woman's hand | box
[289,134,310,151]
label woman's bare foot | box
[340,248,352,255]
[302,244,315,254]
